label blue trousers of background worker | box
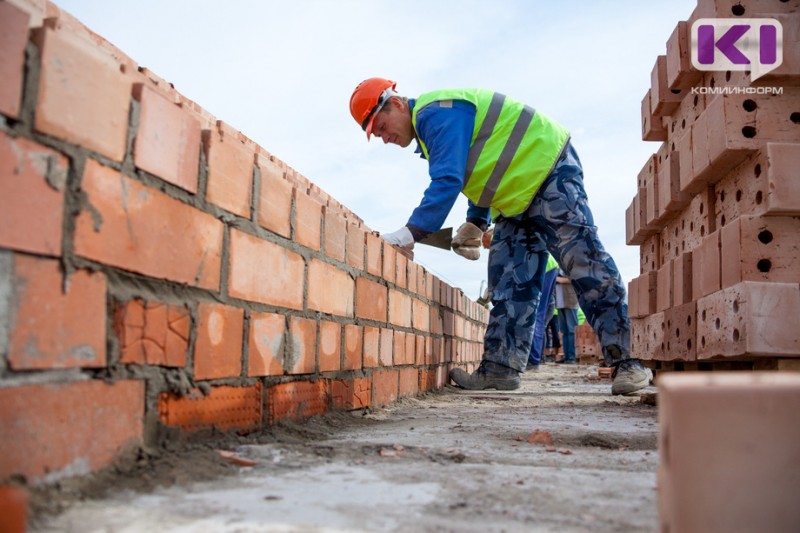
[527,268,557,368]
[557,307,579,362]
[483,140,630,373]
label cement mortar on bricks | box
[30,364,659,533]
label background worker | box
[349,78,649,396]
[527,254,559,371]
[554,268,580,364]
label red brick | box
[132,84,201,193]
[649,55,682,117]
[0,380,144,483]
[0,2,29,118]
[412,298,430,332]
[158,383,261,434]
[33,26,130,161]
[408,262,419,295]
[405,332,416,365]
[398,367,419,397]
[343,324,362,371]
[644,158,661,228]
[382,242,397,284]
[356,277,387,322]
[319,320,340,372]
[379,328,393,367]
[0,132,67,256]
[662,301,696,362]
[256,154,293,238]
[395,251,407,289]
[430,308,443,335]
[692,94,767,189]
[248,312,285,377]
[392,331,406,365]
[388,288,412,328]
[0,485,28,533]
[331,378,371,410]
[660,187,715,265]
[294,191,322,250]
[424,270,434,300]
[675,128,697,194]
[308,259,354,317]
[228,229,304,310]
[630,311,665,361]
[657,148,690,217]
[691,230,720,299]
[267,380,328,424]
[656,260,673,313]
[286,316,316,375]
[672,251,693,305]
[323,208,347,262]
[372,369,399,406]
[665,21,701,90]
[625,197,638,246]
[762,143,800,215]
[721,215,800,287]
[641,89,667,142]
[7,255,106,370]
[75,160,223,290]
[194,302,243,380]
[115,299,189,367]
[415,335,426,365]
[658,372,800,533]
[363,326,380,368]
[347,223,366,270]
[696,281,800,359]
[203,121,255,218]
[366,232,382,276]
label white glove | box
[451,222,483,260]
[382,226,415,249]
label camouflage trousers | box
[483,140,630,371]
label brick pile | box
[627,0,800,368]
[0,0,487,486]
[575,323,603,364]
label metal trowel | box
[418,227,453,250]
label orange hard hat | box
[350,77,397,139]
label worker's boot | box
[450,361,520,390]
[611,359,650,395]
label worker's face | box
[371,98,414,147]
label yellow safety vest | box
[412,88,569,219]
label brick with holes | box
[696,281,800,358]
[720,215,800,289]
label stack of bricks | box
[0,0,487,486]
[575,323,603,364]
[627,0,800,369]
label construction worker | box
[349,78,649,395]
[527,253,559,371]
[554,268,580,364]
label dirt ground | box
[29,363,660,533]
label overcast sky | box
[56,0,697,299]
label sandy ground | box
[30,363,660,533]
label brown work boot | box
[449,361,520,390]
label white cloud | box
[56,0,697,297]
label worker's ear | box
[387,96,405,112]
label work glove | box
[381,226,415,250]
[481,226,494,249]
[451,222,483,261]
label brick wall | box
[0,0,488,485]
[628,0,800,365]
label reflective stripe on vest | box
[412,89,570,218]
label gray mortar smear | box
[30,364,661,533]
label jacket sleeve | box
[406,100,476,235]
